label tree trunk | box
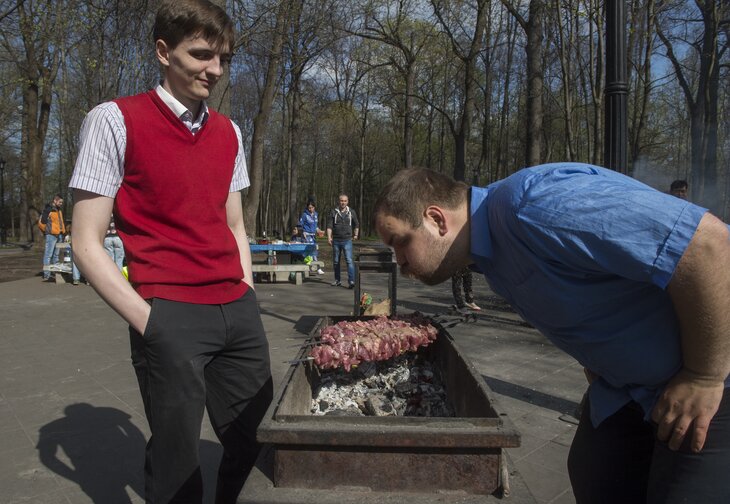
[208,0,231,115]
[403,61,415,170]
[524,0,544,167]
[629,0,654,170]
[243,0,288,237]
[286,81,303,230]
[655,0,724,213]
[496,14,517,179]
[15,2,62,243]
[554,0,575,160]
[589,0,604,165]
[431,0,488,182]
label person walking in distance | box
[103,214,125,271]
[327,193,359,288]
[68,1,273,502]
[39,194,66,281]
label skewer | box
[286,356,314,365]
[288,341,318,348]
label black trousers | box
[130,289,273,504]
[451,267,474,307]
[568,391,730,503]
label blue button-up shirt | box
[469,163,713,426]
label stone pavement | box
[0,268,582,504]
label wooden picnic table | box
[249,243,319,284]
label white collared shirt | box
[69,86,248,198]
[155,85,208,133]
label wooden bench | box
[42,243,73,284]
[304,261,325,278]
[251,264,310,285]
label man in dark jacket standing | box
[40,194,66,281]
[327,193,359,288]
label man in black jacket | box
[327,194,359,288]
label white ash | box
[311,353,455,417]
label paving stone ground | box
[0,246,580,503]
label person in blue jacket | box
[298,200,324,274]
[373,164,730,504]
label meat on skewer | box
[309,314,438,371]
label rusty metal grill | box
[255,316,522,499]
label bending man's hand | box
[651,368,724,452]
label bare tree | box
[241,0,289,237]
[282,0,333,231]
[350,0,434,170]
[501,0,545,167]
[627,0,656,172]
[430,0,489,182]
[1,0,70,241]
[655,0,729,212]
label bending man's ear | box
[425,206,448,236]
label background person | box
[670,179,688,199]
[68,1,272,502]
[39,194,66,281]
[103,214,125,271]
[298,199,324,274]
[373,164,730,504]
[64,223,83,286]
[327,193,359,288]
[451,267,480,313]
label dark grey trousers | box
[451,267,474,307]
[129,289,273,504]
[568,391,730,503]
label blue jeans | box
[568,394,730,503]
[303,233,318,261]
[332,239,354,284]
[43,234,61,279]
[69,246,80,282]
[104,235,125,271]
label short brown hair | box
[153,0,235,53]
[373,169,468,229]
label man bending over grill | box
[68,1,273,502]
[373,163,730,504]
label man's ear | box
[155,39,170,67]
[424,206,448,236]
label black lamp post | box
[0,158,5,245]
[604,0,628,174]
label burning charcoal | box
[365,396,395,416]
[311,352,455,418]
[420,369,434,382]
[390,396,407,415]
[358,361,377,378]
[394,381,417,394]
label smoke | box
[630,155,680,194]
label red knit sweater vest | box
[114,90,247,304]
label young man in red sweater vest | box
[69,1,272,502]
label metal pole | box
[604,0,628,174]
[0,158,6,245]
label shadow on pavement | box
[36,403,145,503]
[36,403,226,503]
[482,375,580,416]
